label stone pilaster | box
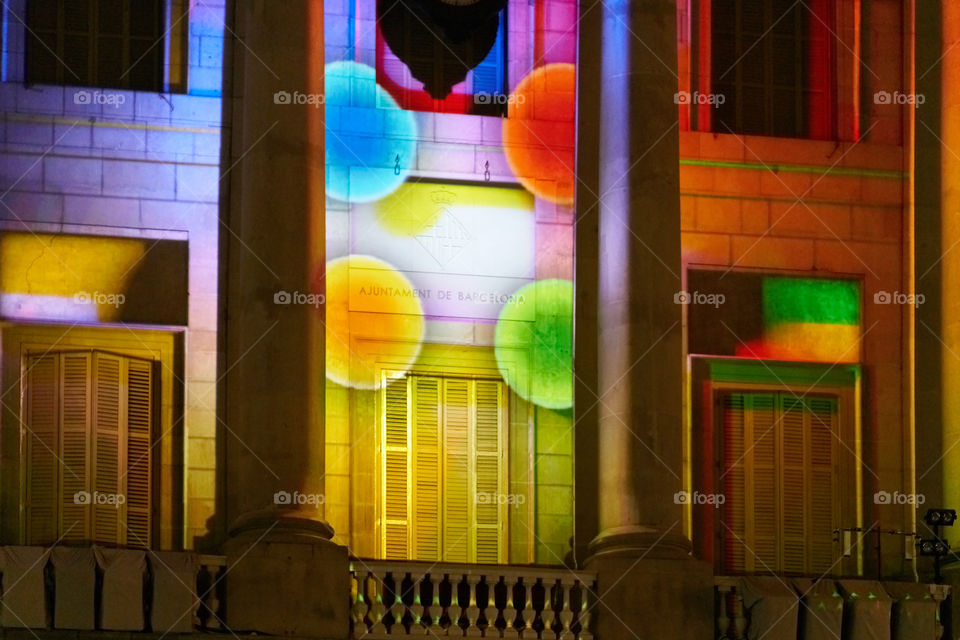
[577,1,712,637]
[219,1,348,636]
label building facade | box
[0,1,957,639]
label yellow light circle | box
[325,255,425,389]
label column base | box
[223,512,350,637]
[588,524,693,560]
[586,527,713,640]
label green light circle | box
[494,279,573,409]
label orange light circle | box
[502,63,576,205]
[325,255,425,389]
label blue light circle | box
[324,61,417,203]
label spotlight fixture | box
[923,508,957,527]
[920,507,956,582]
[918,537,951,557]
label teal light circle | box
[324,61,417,203]
[494,279,573,410]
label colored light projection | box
[325,255,426,389]
[494,279,574,409]
[0,232,188,325]
[502,63,576,205]
[325,61,418,203]
[751,278,861,362]
[324,0,577,564]
[350,181,536,321]
[686,270,861,363]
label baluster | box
[931,584,949,640]
[194,564,206,630]
[503,576,519,639]
[464,574,482,637]
[370,572,388,634]
[484,576,502,639]
[447,574,464,637]
[520,577,537,639]
[715,581,732,639]
[351,570,370,638]
[385,572,405,634]
[558,578,575,640]
[205,564,224,630]
[729,587,747,640]
[541,579,557,640]
[427,574,444,636]
[577,583,593,640]
[409,572,426,634]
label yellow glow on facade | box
[325,254,425,389]
[0,233,147,322]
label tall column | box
[219,1,348,636]
[927,1,960,629]
[938,1,960,520]
[577,1,711,638]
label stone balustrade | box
[715,575,950,640]
[350,560,597,638]
[0,546,225,632]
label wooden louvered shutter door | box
[807,397,837,573]
[720,393,746,572]
[474,380,503,563]
[721,393,777,573]
[383,376,410,559]
[780,396,808,573]
[443,379,471,562]
[60,352,92,543]
[25,355,60,544]
[92,353,122,545]
[124,358,153,548]
[747,394,778,572]
[412,377,441,560]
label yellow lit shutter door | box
[383,376,410,559]
[412,376,441,560]
[443,378,471,562]
[474,380,503,563]
[92,353,122,545]
[807,396,837,574]
[25,354,59,544]
[60,352,92,543]
[124,357,153,549]
[747,393,777,572]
